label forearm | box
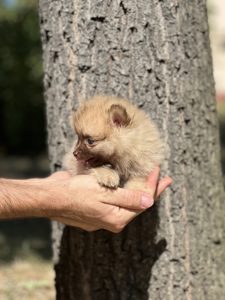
[0,178,50,219]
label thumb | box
[104,188,154,210]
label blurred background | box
[0,0,53,299]
[0,0,224,299]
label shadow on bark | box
[55,203,166,300]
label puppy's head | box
[72,102,131,167]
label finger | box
[53,217,99,232]
[49,171,71,180]
[101,205,142,233]
[155,176,173,199]
[103,188,154,210]
[146,166,160,195]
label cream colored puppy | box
[64,95,164,191]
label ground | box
[0,259,55,300]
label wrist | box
[26,177,54,218]
[35,176,72,218]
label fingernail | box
[141,195,153,208]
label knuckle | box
[85,228,96,232]
[123,190,133,205]
[105,208,126,233]
[111,221,125,233]
[123,190,141,208]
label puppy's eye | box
[86,137,95,146]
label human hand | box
[45,167,172,233]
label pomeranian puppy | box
[63,95,164,191]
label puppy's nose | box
[73,150,79,158]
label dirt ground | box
[0,218,54,300]
[0,259,55,300]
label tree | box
[39,1,225,299]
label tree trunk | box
[39,1,225,299]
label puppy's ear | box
[109,104,131,127]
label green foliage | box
[0,0,46,155]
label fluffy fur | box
[63,95,164,191]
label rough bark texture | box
[39,1,225,299]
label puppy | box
[63,95,164,191]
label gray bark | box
[39,0,225,299]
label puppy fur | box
[63,95,164,191]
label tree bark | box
[39,1,225,299]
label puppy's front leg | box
[89,166,120,188]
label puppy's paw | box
[89,168,120,188]
[98,174,120,188]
